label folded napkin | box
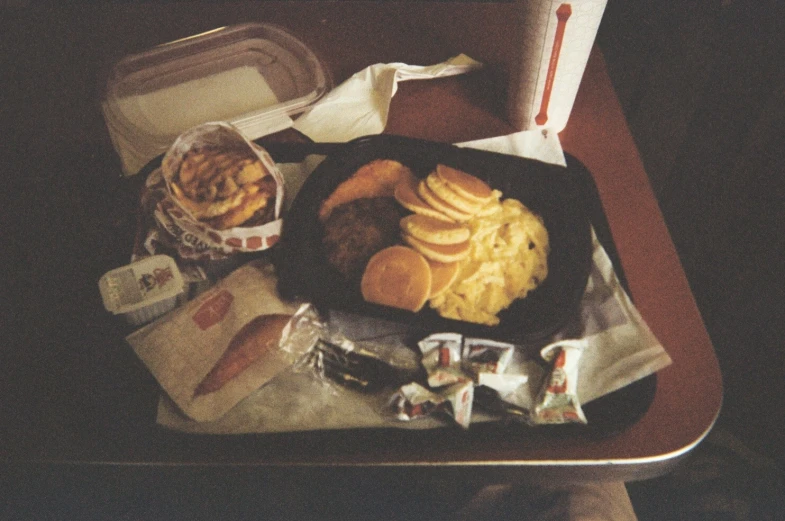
[293,54,482,142]
[155,55,671,432]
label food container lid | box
[99,255,185,315]
[102,23,331,174]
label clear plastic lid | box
[102,23,330,174]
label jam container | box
[99,255,186,326]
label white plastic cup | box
[506,0,608,132]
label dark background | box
[598,0,785,465]
[598,1,785,516]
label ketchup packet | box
[461,338,515,378]
[442,379,474,429]
[390,382,446,421]
[418,333,469,389]
[532,339,588,425]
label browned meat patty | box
[322,197,406,280]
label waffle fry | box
[169,147,276,230]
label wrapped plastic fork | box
[303,338,417,393]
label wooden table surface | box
[1,2,722,483]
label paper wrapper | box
[148,56,672,433]
[154,122,285,258]
[126,259,302,422]
[506,0,608,132]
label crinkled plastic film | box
[284,305,421,396]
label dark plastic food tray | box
[274,135,594,344]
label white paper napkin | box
[155,55,671,432]
[456,130,567,167]
[293,54,482,142]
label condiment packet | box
[389,379,474,429]
[461,338,515,377]
[418,333,467,388]
[126,259,302,422]
[407,333,528,428]
[98,255,186,326]
[532,339,588,425]
[442,379,475,429]
[390,382,447,422]
[156,122,285,257]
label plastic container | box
[102,23,331,175]
[99,255,186,326]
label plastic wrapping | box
[102,23,331,175]
[289,305,420,394]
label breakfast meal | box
[321,160,550,326]
[194,313,293,397]
[168,145,278,230]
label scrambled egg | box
[429,198,549,326]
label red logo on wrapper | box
[246,236,263,250]
[226,238,243,249]
[547,350,568,394]
[152,267,174,288]
[192,290,234,330]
